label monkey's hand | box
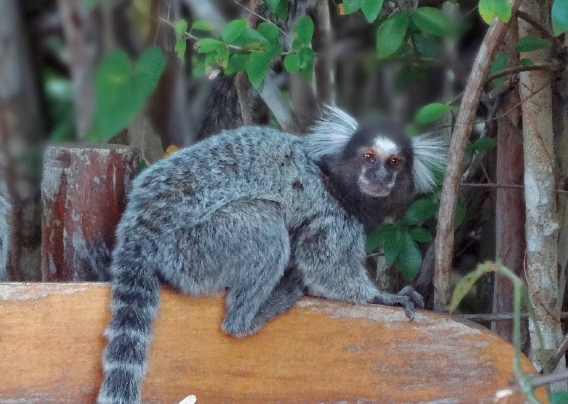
[371,285,424,321]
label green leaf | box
[552,0,568,36]
[410,226,432,243]
[298,47,315,82]
[490,52,508,73]
[490,52,508,87]
[196,38,224,53]
[494,0,512,22]
[396,234,422,280]
[550,391,568,404]
[449,264,494,311]
[174,39,187,61]
[362,0,384,23]
[366,228,384,252]
[210,46,230,69]
[257,22,280,43]
[222,19,248,44]
[411,7,455,37]
[284,53,301,72]
[342,0,362,14]
[94,47,165,140]
[225,53,249,75]
[382,225,403,264]
[415,103,450,124]
[266,0,289,19]
[376,12,409,59]
[472,137,496,151]
[174,20,188,38]
[520,57,534,67]
[191,20,212,31]
[132,47,166,98]
[231,28,269,49]
[455,198,467,229]
[413,32,438,57]
[404,197,440,225]
[246,51,272,89]
[478,0,495,24]
[515,35,551,52]
[295,16,314,45]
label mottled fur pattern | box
[196,73,270,140]
[97,108,445,404]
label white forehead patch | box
[373,136,400,155]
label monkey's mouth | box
[358,177,392,198]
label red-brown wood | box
[41,145,138,281]
[0,283,546,403]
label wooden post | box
[41,145,138,281]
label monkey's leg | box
[158,199,291,337]
[248,266,305,333]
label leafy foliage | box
[552,0,568,36]
[367,196,440,280]
[415,103,451,124]
[490,52,508,88]
[411,7,455,37]
[185,12,315,89]
[88,47,165,142]
[376,12,409,59]
[514,35,552,52]
[478,0,512,24]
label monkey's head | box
[340,121,414,198]
[306,107,446,226]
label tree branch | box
[433,4,523,312]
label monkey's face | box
[357,137,407,198]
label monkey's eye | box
[363,152,376,164]
[387,156,402,168]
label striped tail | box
[96,252,162,404]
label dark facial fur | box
[318,122,414,231]
[97,108,443,404]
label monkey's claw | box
[372,285,424,321]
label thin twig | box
[456,312,568,322]
[516,10,562,45]
[487,62,564,82]
[232,0,289,38]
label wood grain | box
[41,145,138,281]
[0,283,546,403]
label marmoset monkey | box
[96,107,446,404]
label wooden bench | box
[0,283,545,403]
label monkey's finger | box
[402,299,416,321]
[398,285,425,309]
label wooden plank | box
[0,283,546,403]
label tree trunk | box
[57,0,102,138]
[518,1,564,381]
[554,33,568,318]
[493,19,526,343]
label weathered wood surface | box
[0,283,546,403]
[41,145,138,281]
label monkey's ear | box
[306,106,358,160]
[411,134,447,194]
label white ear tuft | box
[411,134,447,194]
[306,106,358,160]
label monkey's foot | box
[371,285,424,321]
